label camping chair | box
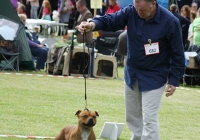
[0,39,20,72]
[95,35,119,55]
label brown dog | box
[55,110,99,140]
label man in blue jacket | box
[76,0,185,139]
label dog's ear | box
[95,111,99,117]
[75,110,82,116]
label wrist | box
[89,22,94,32]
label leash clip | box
[148,39,152,45]
[84,108,89,111]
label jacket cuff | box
[168,77,180,87]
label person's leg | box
[125,82,143,140]
[59,22,68,36]
[30,47,48,70]
[141,84,166,140]
[30,6,33,19]
[31,6,38,19]
[63,22,68,35]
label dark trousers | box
[30,47,48,69]
[58,22,68,36]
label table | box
[183,67,200,86]
[25,19,68,37]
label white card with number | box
[144,42,159,56]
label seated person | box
[75,0,93,45]
[18,14,48,72]
[17,4,27,17]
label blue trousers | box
[30,47,48,70]
[30,6,38,19]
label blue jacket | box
[92,4,185,92]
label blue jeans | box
[31,6,38,19]
[30,47,48,70]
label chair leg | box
[116,66,118,78]
[0,55,18,72]
[1,55,15,71]
[16,56,19,72]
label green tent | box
[0,0,34,70]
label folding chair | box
[94,36,118,56]
[0,39,20,72]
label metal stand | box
[68,12,78,76]
[68,31,75,76]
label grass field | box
[0,67,200,140]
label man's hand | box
[75,21,94,34]
[38,44,45,48]
[165,84,176,97]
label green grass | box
[0,67,199,140]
